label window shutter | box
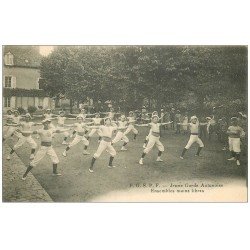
[11,76,16,88]
[4,55,7,65]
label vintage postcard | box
[2,45,248,202]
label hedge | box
[3,88,49,97]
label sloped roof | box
[3,45,41,68]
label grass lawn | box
[4,119,247,202]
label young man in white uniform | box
[55,111,75,145]
[86,113,103,142]
[111,115,129,151]
[22,119,70,180]
[227,117,245,166]
[137,115,171,165]
[6,113,40,160]
[70,109,93,138]
[124,111,138,140]
[3,110,22,141]
[180,116,205,159]
[142,111,164,148]
[89,118,125,173]
[62,116,90,156]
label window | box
[4,97,11,107]
[38,78,45,89]
[4,52,14,65]
[4,76,12,88]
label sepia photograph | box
[2,45,248,202]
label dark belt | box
[22,132,32,137]
[41,141,52,147]
[102,136,112,142]
[151,131,160,137]
[77,132,85,136]
[191,133,199,135]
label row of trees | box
[40,46,247,114]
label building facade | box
[3,46,52,113]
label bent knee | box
[93,153,100,158]
[52,159,59,164]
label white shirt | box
[117,120,128,132]
[98,125,117,138]
[37,129,55,142]
[189,122,199,134]
[78,114,87,119]
[20,122,35,135]
[12,116,21,124]
[44,114,53,119]
[74,122,86,133]
[92,118,102,125]
[57,116,66,126]
[108,112,115,119]
[127,116,136,124]
[228,125,244,138]
[149,123,161,133]
[6,115,14,124]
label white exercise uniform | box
[30,129,59,167]
[68,123,89,148]
[107,112,115,120]
[184,123,204,149]
[182,116,189,131]
[56,116,69,137]
[44,114,56,129]
[124,117,138,135]
[112,120,129,144]
[13,122,37,150]
[144,123,164,154]
[4,115,22,139]
[88,118,103,137]
[93,125,117,158]
[228,126,244,153]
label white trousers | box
[56,126,69,137]
[94,140,116,158]
[124,124,138,135]
[13,135,37,150]
[30,146,59,167]
[69,134,89,148]
[228,138,241,153]
[112,131,129,144]
[185,135,204,149]
[144,134,164,154]
[4,126,22,139]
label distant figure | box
[164,111,171,130]
[182,113,189,134]
[175,110,181,134]
[170,108,175,130]
[199,117,207,139]
[217,117,228,150]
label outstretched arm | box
[160,121,173,126]
[87,125,101,129]
[54,128,71,134]
[5,123,21,127]
[135,123,149,127]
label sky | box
[39,46,54,56]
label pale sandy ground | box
[91,179,247,202]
